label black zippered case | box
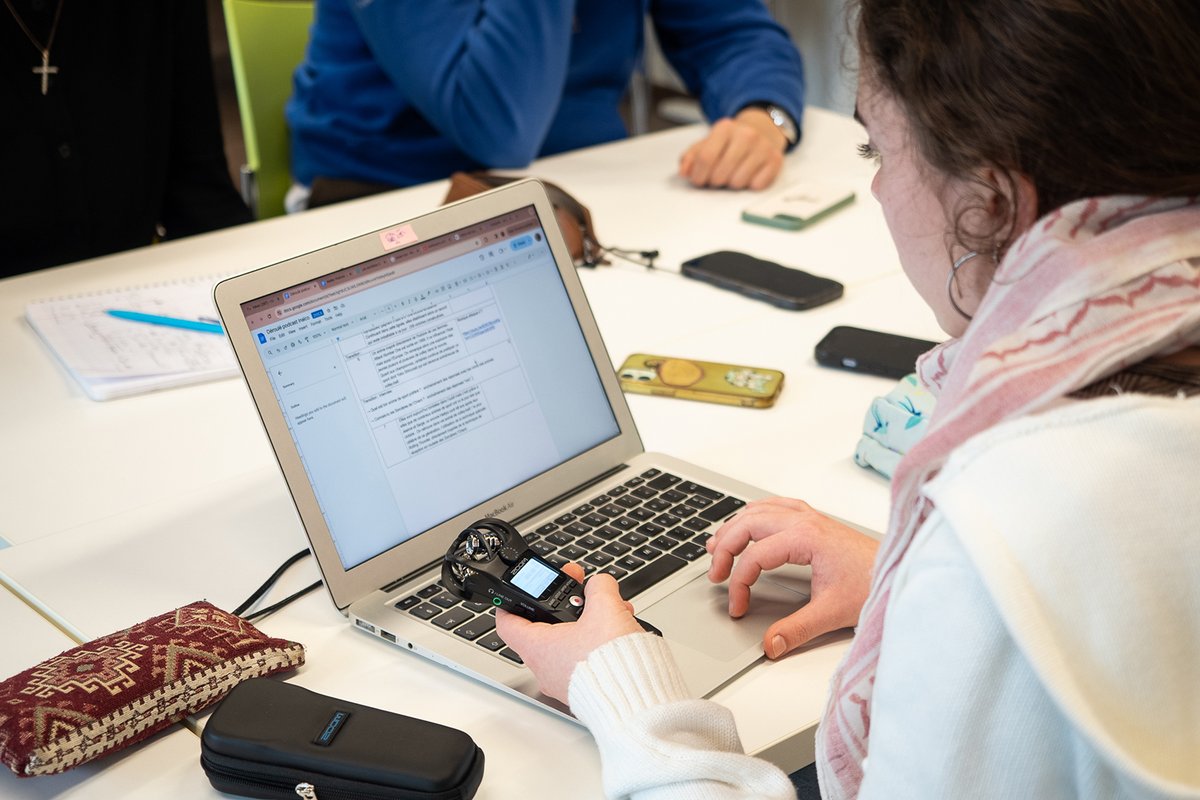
[199,678,484,800]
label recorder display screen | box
[508,557,558,599]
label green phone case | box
[741,188,856,231]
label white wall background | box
[643,0,857,117]
[773,0,857,114]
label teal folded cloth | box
[853,373,936,479]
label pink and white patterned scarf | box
[816,195,1200,798]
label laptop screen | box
[238,205,620,570]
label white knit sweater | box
[568,394,1200,799]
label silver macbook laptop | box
[215,180,812,719]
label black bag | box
[200,678,485,800]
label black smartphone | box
[680,250,843,311]
[814,325,940,379]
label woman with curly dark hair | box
[498,2,1200,797]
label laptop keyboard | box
[391,468,745,666]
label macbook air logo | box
[313,710,351,746]
[487,502,513,518]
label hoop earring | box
[947,250,981,320]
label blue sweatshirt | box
[286,0,805,187]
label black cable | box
[600,245,660,270]
[233,548,312,616]
[242,580,324,623]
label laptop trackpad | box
[640,575,810,661]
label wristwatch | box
[744,102,799,148]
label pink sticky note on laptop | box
[379,224,417,250]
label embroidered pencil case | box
[0,601,305,777]
[199,677,485,799]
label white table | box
[0,108,941,797]
[0,107,920,546]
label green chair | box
[222,0,314,219]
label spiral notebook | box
[25,276,238,401]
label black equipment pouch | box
[200,678,485,800]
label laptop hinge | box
[377,462,631,593]
[381,564,440,594]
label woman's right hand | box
[707,497,880,660]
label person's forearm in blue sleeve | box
[652,0,805,139]
[351,1,578,166]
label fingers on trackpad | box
[639,576,809,660]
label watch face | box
[766,106,797,146]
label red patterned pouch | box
[0,601,304,777]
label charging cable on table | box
[233,548,322,623]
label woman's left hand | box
[494,563,646,704]
[708,497,879,659]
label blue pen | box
[106,309,224,334]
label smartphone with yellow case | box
[617,354,784,408]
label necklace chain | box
[3,0,64,54]
[3,0,66,95]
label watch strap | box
[742,102,799,148]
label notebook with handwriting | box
[25,276,237,400]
